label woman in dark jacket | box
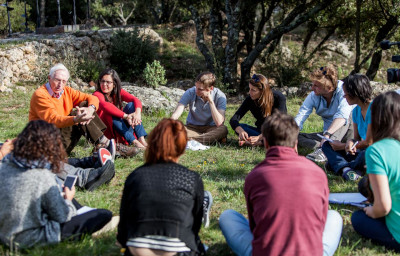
[117,118,206,256]
[230,74,287,146]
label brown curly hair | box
[13,120,66,173]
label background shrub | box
[110,30,157,81]
[77,59,105,83]
[143,60,167,88]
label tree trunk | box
[357,16,399,78]
[188,5,215,72]
[224,0,241,88]
[210,0,224,77]
[40,0,45,27]
[240,0,334,91]
[303,26,336,63]
[302,20,318,54]
[366,50,382,80]
[255,0,278,45]
[353,0,362,73]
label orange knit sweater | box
[29,85,99,128]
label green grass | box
[0,85,398,256]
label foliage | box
[259,44,308,88]
[77,59,105,83]
[143,60,167,88]
[91,0,135,26]
[0,1,34,35]
[110,29,157,81]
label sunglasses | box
[252,74,260,83]
[320,67,327,75]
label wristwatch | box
[90,104,96,110]
[323,131,332,138]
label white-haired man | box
[28,63,125,156]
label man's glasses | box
[53,77,68,85]
[100,80,113,85]
[320,67,327,75]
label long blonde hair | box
[250,74,274,117]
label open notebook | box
[329,193,370,208]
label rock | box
[370,81,400,97]
[122,83,185,113]
[167,80,194,90]
[0,26,162,91]
[325,41,353,59]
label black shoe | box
[324,162,334,173]
[85,161,115,191]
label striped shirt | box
[127,235,190,252]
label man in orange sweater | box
[29,63,115,156]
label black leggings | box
[60,199,112,240]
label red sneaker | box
[98,148,113,166]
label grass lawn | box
[0,84,398,256]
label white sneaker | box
[306,148,327,162]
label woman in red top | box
[93,69,147,149]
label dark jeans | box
[60,101,107,154]
[352,210,400,252]
[61,200,112,241]
[239,123,260,137]
[298,117,354,150]
[112,102,147,145]
[322,142,366,175]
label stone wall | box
[0,26,163,92]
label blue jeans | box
[239,124,260,137]
[219,209,343,256]
[112,102,147,144]
[322,142,366,175]
[352,210,400,252]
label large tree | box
[185,0,336,91]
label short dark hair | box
[195,72,216,88]
[261,110,299,148]
[145,118,188,164]
[13,120,66,173]
[343,74,372,103]
[370,91,400,142]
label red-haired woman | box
[230,74,287,146]
[117,118,208,256]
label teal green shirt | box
[366,138,400,243]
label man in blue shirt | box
[295,65,353,162]
[171,72,228,144]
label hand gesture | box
[63,185,75,201]
[130,111,142,126]
[74,106,95,125]
[345,140,357,155]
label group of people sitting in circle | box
[0,62,399,256]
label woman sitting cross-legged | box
[322,74,373,181]
[230,73,287,146]
[117,118,207,256]
[351,91,400,252]
[0,120,112,248]
[93,68,147,157]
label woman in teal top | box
[351,91,400,252]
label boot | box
[85,161,115,191]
